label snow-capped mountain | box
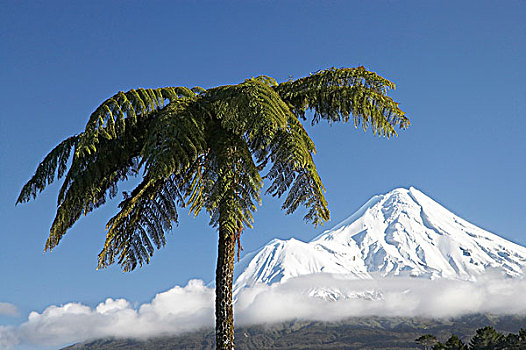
[234,187,526,293]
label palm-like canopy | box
[18,67,408,349]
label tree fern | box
[18,66,409,350]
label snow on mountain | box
[234,187,526,295]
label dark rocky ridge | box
[62,314,526,350]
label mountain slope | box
[234,187,526,292]
[62,315,526,350]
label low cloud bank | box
[236,273,526,324]
[2,274,526,349]
[7,280,214,349]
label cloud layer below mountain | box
[2,274,526,349]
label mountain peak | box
[317,187,427,235]
[234,187,526,293]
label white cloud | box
[2,274,526,350]
[0,304,18,317]
[0,327,18,350]
[235,273,526,324]
[4,280,214,349]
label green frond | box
[37,86,205,258]
[141,97,207,181]
[205,79,291,154]
[76,87,194,158]
[275,66,409,137]
[196,123,263,238]
[98,175,184,271]
[254,75,278,87]
[191,86,207,94]
[265,115,329,226]
[17,136,78,204]
[166,86,196,99]
[46,117,150,251]
[186,161,206,217]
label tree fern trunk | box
[215,228,235,349]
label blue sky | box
[1,0,525,347]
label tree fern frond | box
[254,75,278,87]
[53,90,202,236]
[98,175,184,271]
[265,115,329,226]
[205,79,291,153]
[17,136,78,204]
[191,86,207,94]
[275,67,409,136]
[46,118,150,251]
[76,87,194,158]
[141,97,207,181]
[199,123,263,237]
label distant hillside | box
[62,315,526,350]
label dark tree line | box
[417,327,526,350]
